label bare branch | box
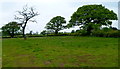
[14,5,39,39]
[29,19,37,23]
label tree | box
[0,32,2,38]
[67,4,118,35]
[40,30,47,35]
[110,27,118,30]
[45,16,66,34]
[1,22,20,38]
[71,30,75,33]
[29,31,33,35]
[15,5,39,39]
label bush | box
[102,27,112,32]
[69,33,81,36]
[76,30,88,36]
[92,29,120,37]
[47,33,69,36]
[92,30,104,37]
[107,30,120,37]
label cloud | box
[0,0,118,33]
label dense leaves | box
[67,4,118,35]
[1,22,20,38]
[45,16,66,34]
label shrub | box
[92,29,120,37]
[107,30,120,37]
[77,30,88,36]
[92,30,104,37]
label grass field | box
[2,36,118,67]
[0,38,2,68]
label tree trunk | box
[7,30,14,38]
[11,28,15,38]
[22,27,26,40]
[87,26,93,35]
[22,21,27,40]
[55,30,58,35]
[11,32,14,38]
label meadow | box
[2,36,118,67]
[0,38,2,68]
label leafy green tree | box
[1,22,20,38]
[45,16,66,34]
[29,31,33,35]
[40,30,47,35]
[67,4,118,35]
[71,30,75,33]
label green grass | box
[0,38,2,68]
[2,36,118,67]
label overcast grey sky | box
[0,0,119,33]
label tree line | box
[1,4,119,39]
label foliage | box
[40,30,47,35]
[45,16,66,34]
[67,4,118,35]
[29,31,33,35]
[1,22,20,38]
[110,27,118,30]
[76,29,88,36]
[92,28,120,37]
[67,27,119,37]
[0,32,2,36]
[102,27,112,31]
[71,30,75,33]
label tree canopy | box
[1,22,20,38]
[45,16,66,34]
[67,4,118,35]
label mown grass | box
[2,36,118,67]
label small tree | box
[1,22,20,38]
[29,31,33,35]
[71,30,75,33]
[45,16,66,34]
[15,5,39,39]
[40,30,47,35]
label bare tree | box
[15,5,39,39]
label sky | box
[0,0,119,33]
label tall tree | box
[1,22,20,38]
[67,4,118,35]
[15,5,39,39]
[45,16,66,34]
